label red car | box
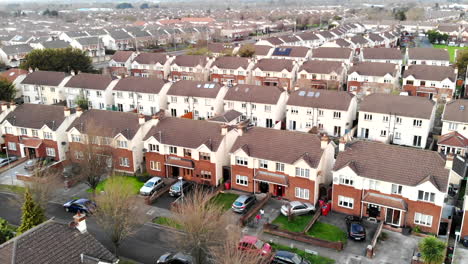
[238,235,272,256]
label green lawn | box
[270,243,335,264]
[153,216,182,229]
[211,192,238,211]
[0,184,25,194]
[87,176,144,194]
[433,44,468,62]
[307,221,347,243]
[272,214,314,233]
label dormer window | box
[117,140,128,148]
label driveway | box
[0,159,27,186]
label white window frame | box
[119,157,130,167]
[236,175,248,186]
[117,140,128,148]
[275,162,285,172]
[150,161,161,171]
[295,187,310,200]
[339,175,354,186]
[7,142,16,151]
[46,147,56,157]
[259,159,268,169]
[338,196,354,209]
[391,184,403,194]
[235,156,248,166]
[295,167,310,178]
[44,132,53,140]
[414,212,433,227]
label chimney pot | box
[138,113,146,125]
[64,107,71,117]
[9,102,16,111]
[445,153,454,169]
[73,212,87,234]
[320,134,329,149]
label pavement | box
[0,159,27,186]
[453,244,468,264]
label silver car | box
[231,195,256,213]
[280,201,315,216]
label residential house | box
[210,56,253,86]
[209,109,243,125]
[108,51,136,76]
[367,33,386,47]
[251,59,298,90]
[2,104,79,161]
[166,80,228,120]
[58,31,89,43]
[296,32,322,48]
[19,70,71,104]
[439,100,468,156]
[102,30,134,50]
[402,65,457,101]
[229,127,335,204]
[296,60,346,90]
[360,48,403,68]
[437,25,461,43]
[207,43,234,57]
[311,47,353,67]
[0,69,28,98]
[0,44,33,67]
[332,140,450,234]
[64,73,117,110]
[69,37,106,62]
[270,46,311,62]
[170,55,213,81]
[223,84,288,128]
[237,45,273,60]
[130,52,173,79]
[357,93,435,148]
[347,62,400,95]
[286,89,357,137]
[407,48,450,66]
[35,40,71,50]
[255,36,285,47]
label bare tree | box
[94,176,140,255]
[27,166,62,210]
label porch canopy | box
[165,156,194,170]
[21,138,43,149]
[362,192,407,211]
[254,170,288,187]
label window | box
[7,142,16,151]
[306,109,312,115]
[150,161,161,171]
[75,151,83,160]
[20,128,27,135]
[364,114,373,121]
[414,213,433,227]
[391,184,402,194]
[169,146,177,154]
[116,92,123,98]
[119,157,130,167]
[200,170,211,180]
[339,175,354,186]
[333,112,341,119]
[338,196,354,209]
[4,127,12,134]
[259,159,268,169]
[382,116,389,123]
[384,79,391,83]
[395,132,401,139]
[413,119,422,127]
[200,152,210,161]
[295,187,310,200]
[205,99,211,106]
[413,135,422,147]
[295,167,310,178]
[241,103,247,109]
[117,140,128,148]
[149,144,159,152]
[46,147,55,157]
[418,191,435,203]
[368,180,379,190]
[396,117,402,124]
[148,95,154,101]
[251,104,256,110]
[290,108,298,114]
[184,148,192,157]
[265,105,271,112]
[276,162,285,172]
[32,130,38,137]
[96,91,102,97]
[171,97,177,103]
[236,175,248,186]
[71,134,81,142]
[236,156,248,166]
[318,110,324,116]
[448,122,458,131]
[380,130,387,137]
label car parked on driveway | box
[271,250,310,264]
[280,201,315,216]
[0,156,18,167]
[238,235,272,256]
[232,194,256,213]
[24,157,54,171]
[169,180,193,197]
[156,252,192,264]
[63,198,96,215]
[345,215,366,241]
[140,177,165,196]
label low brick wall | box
[366,221,384,258]
[145,180,177,205]
[239,193,271,227]
[264,223,344,251]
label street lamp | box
[178,176,183,199]
[3,146,13,185]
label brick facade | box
[296,79,341,90]
[403,84,454,101]
[171,71,205,81]
[253,76,292,90]
[461,210,468,237]
[210,73,247,85]
[3,135,60,161]
[4,134,21,157]
[131,69,164,79]
[347,81,396,94]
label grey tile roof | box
[224,84,283,105]
[359,93,435,119]
[287,88,354,111]
[212,56,250,70]
[41,40,71,49]
[166,80,221,98]
[3,104,68,130]
[349,62,398,77]
[133,52,167,65]
[209,109,242,123]
[442,99,468,123]
[403,65,457,82]
[253,58,294,72]
[299,60,344,75]
[362,48,403,60]
[312,47,352,60]
[21,71,68,86]
[1,44,33,55]
[408,48,450,61]
[64,73,113,91]
[172,55,208,67]
[113,76,167,94]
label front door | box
[275,185,284,197]
[171,167,180,177]
[385,208,401,226]
[259,182,269,193]
[27,148,36,159]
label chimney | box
[320,134,329,149]
[71,70,76,76]
[76,107,83,117]
[1,103,8,111]
[221,124,228,135]
[339,137,346,152]
[445,154,454,169]
[9,102,16,111]
[28,67,33,73]
[237,123,246,136]
[64,107,71,117]
[138,113,146,125]
[72,212,87,234]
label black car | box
[345,215,366,241]
[63,199,96,215]
[271,250,310,264]
[156,252,192,264]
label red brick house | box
[229,127,335,204]
[130,52,173,79]
[332,140,451,234]
[1,104,80,161]
[170,55,214,81]
[296,60,345,90]
[210,56,253,86]
[143,115,237,186]
[251,59,298,90]
[402,65,457,101]
[347,62,400,94]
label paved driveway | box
[0,159,27,186]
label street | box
[0,192,180,264]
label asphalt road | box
[0,192,180,264]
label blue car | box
[63,199,96,215]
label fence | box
[303,209,322,233]
[366,221,384,258]
[239,193,271,227]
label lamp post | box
[3,146,13,185]
[178,176,183,199]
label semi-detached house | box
[402,65,457,101]
[360,48,403,67]
[347,62,400,95]
[229,127,335,204]
[407,48,450,66]
[286,89,357,137]
[251,59,298,91]
[65,73,118,110]
[108,51,136,76]
[170,55,214,81]
[20,71,71,104]
[439,99,468,156]
[296,60,346,90]
[130,52,173,79]
[332,140,451,234]
[210,56,253,86]
[357,94,435,149]
[311,47,353,67]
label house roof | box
[438,131,468,148]
[110,51,134,63]
[317,31,334,39]
[207,43,233,54]
[230,127,324,168]
[403,65,457,82]
[166,80,221,98]
[334,140,449,192]
[280,35,301,43]
[349,35,369,45]
[367,33,385,42]
[442,99,468,123]
[253,58,294,72]
[1,44,33,55]
[287,88,354,111]
[209,109,242,123]
[144,117,225,151]
[67,109,143,139]
[133,52,167,65]
[212,56,250,70]
[264,37,284,45]
[172,55,208,67]
[299,60,344,74]
[224,84,283,105]
[0,219,117,264]
[113,76,167,94]
[360,93,434,119]
[334,38,352,48]
[272,46,309,58]
[348,62,397,77]
[0,68,28,83]
[297,32,319,41]
[64,73,113,90]
[109,30,133,40]
[251,45,272,56]
[21,71,67,86]
[63,31,89,38]
[312,47,352,59]
[408,48,450,61]
[41,40,71,49]
[3,104,68,130]
[362,48,403,60]
[76,37,102,46]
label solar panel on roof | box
[315,92,320,98]
[307,92,314,97]
[272,47,292,56]
[209,84,215,88]
[298,91,306,96]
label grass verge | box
[0,184,25,194]
[307,221,347,243]
[272,214,313,233]
[153,216,182,229]
[87,176,144,194]
[270,242,335,264]
[211,192,238,211]
[433,44,468,62]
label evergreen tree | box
[17,189,46,234]
[19,48,94,73]
[0,78,17,102]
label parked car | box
[63,198,96,215]
[169,181,193,197]
[24,157,54,171]
[231,194,256,213]
[63,164,81,178]
[271,250,310,264]
[238,235,272,256]
[280,201,315,216]
[0,156,18,167]
[156,252,192,264]
[140,177,165,196]
[345,215,366,241]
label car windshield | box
[234,201,243,206]
[144,182,154,187]
[351,223,365,233]
[254,240,264,249]
[172,186,180,191]
[290,254,302,264]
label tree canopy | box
[20,48,94,73]
[238,44,255,58]
[0,78,17,102]
[17,188,46,235]
[427,30,449,44]
[0,218,15,244]
[456,49,468,77]
[419,236,446,264]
